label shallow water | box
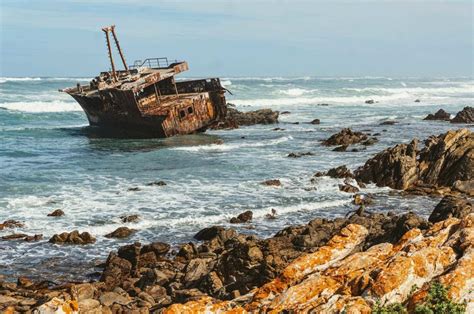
[0,76,473,281]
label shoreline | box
[1,117,473,312]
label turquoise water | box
[0,76,473,281]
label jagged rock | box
[339,183,359,193]
[429,196,473,223]
[451,106,474,123]
[415,99,421,102]
[423,109,451,121]
[141,241,170,257]
[230,211,253,223]
[49,230,96,245]
[105,227,136,239]
[47,209,65,217]
[261,179,281,186]
[0,220,24,230]
[309,119,320,124]
[211,106,279,130]
[323,128,368,146]
[326,165,354,179]
[120,214,140,223]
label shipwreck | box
[61,25,227,137]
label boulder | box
[322,128,368,146]
[0,220,24,230]
[287,152,314,158]
[49,230,96,245]
[211,106,279,130]
[105,227,136,239]
[326,165,354,179]
[365,99,375,104]
[120,214,140,223]
[47,209,65,217]
[333,145,348,152]
[451,106,474,123]
[339,184,359,193]
[428,196,473,223]
[141,242,170,257]
[261,179,281,187]
[230,211,253,224]
[309,119,320,124]
[146,180,167,186]
[423,109,451,121]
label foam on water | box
[0,101,82,112]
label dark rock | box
[49,230,96,245]
[0,220,24,230]
[414,99,421,102]
[423,109,451,121]
[428,196,473,223]
[365,99,375,104]
[339,184,359,193]
[120,214,140,223]
[353,194,373,206]
[47,209,64,217]
[211,106,279,130]
[451,106,474,123]
[105,227,136,239]
[261,179,281,187]
[322,128,368,146]
[100,253,132,289]
[146,181,167,186]
[229,211,253,224]
[317,103,330,106]
[194,226,237,243]
[379,120,397,125]
[287,152,314,158]
[361,137,378,146]
[128,187,141,192]
[141,242,171,257]
[280,111,291,115]
[326,165,354,179]
[309,119,320,125]
[333,145,348,152]
[273,127,285,131]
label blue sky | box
[0,0,472,77]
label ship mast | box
[102,25,128,82]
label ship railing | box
[129,58,180,70]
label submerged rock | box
[47,209,65,217]
[146,181,167,186]
[451,106,474,123]
[322,128,368,146]
[423,109,451,121]
[379,120,398,125]
[309,118,320,124]
[287,152,314,158]
[49,230,96,245]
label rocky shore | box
[1,128,473,313]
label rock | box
[194,226,237,243]
[71,283,97,301]
[361,137,378,146]
[379,120,397,125]
[355,139,418,190]
[183,258,213,284]
[261,179,281,187]
[120,214,140,223]
[451,106,474,123]
[100,253,132,289]
[365,99,375,104]
[49,230,96,244]
[105,227,136,239]
[414,99,421,102]
[339,184,359,193]
[317,103,329,106]
[99,291,131,306]
[0,220,24,230]
[36,298,78,313]
[353,194,373,206]
[78,298,101,312]
[146,180,167,186]
[322,128,368,146]
[230,211,253,224]
[1,233,42,241]
[211,106,279,130]
[47,209,65,217]
[280,111,291,115]
[309,119,320,124]
[325,165,354,179]
[333,145,348,152]
[287,152,314,158]
[428,196,473,223]
[452,180,474,196]
[273,127,285,131]
[423,109,451,121]
[141,241,170,257]
[127,187,141,191]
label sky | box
[0,0,473,77]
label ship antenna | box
[102,25,117,82]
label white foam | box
[221,80,232,87]
[0,77,42,83]
[1,101,82,112]
[277,88,317,96]
[171,136,293,152]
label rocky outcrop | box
[47,209,65,217]
[0,220,24,230]
[105,227,136,238]
[230,211,253,223]
[49,230,96,245]
[322,128,368,146]
[428,196,473,223]
[211,105,279,130]
[423,109,451,121]
[451,106,474,123]
[314,165,354,179]
[261,179,281,187]
[355,129,473,193]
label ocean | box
[0,76,473,282]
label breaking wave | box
[171,136,293,152]
[0,101,82,113]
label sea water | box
[0,76,472,281]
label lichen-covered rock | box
[451,106,474,123]
[49,230,96,245]
[322,128,368,146]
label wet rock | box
[355,139,418,189]
[230,211,253,224]
[261,179,281,187]
[120,214,140,223]
[379,120,397,125]
[339,183,359,193]
[326,165,354,179]
[361,137,378,146]
[310,118,320,124]
[128,187,141,192]
[318,103,329,106]
[0,220,24,230]
[423,109,451,121]
[365,99,375,104]
[146,180,167,186]
[287,152,314,158]
[1,233,42,241]
[105,227,136,239]
[322,128,368,146]
[428,196,473,223]
[212,106,279,130]
[414,99,421,102]
[194,226,237,243]
[273,127,285,131]
[280,111,290,115]
[177,243,198,260]
[49,230,96,245]
[47,209,65,217]
[333,145,348,152]
[451,106,474,123]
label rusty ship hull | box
[62,26,227,138]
